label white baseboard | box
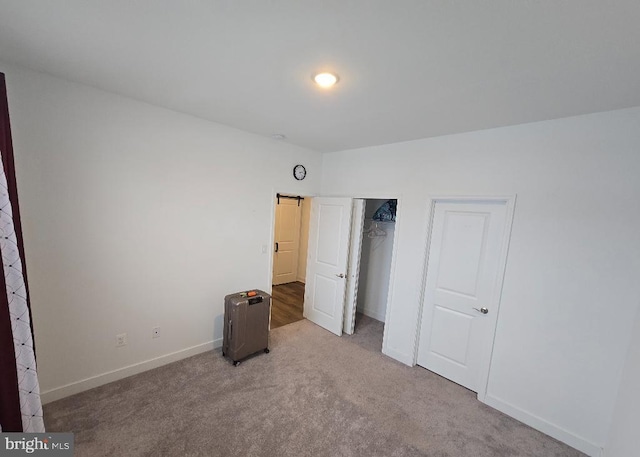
[483,394,602,457]
[41,339,222,404]
[356,306,386,323]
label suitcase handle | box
[228,320,232,341]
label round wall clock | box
[293,164,307,181]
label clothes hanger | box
[365,221,387,238]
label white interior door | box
[417,199,512,393]
[304,197,353,336]
[272,196,302,285]
[343,199,365,335]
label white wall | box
[0,62,322,402]
[605,306,640,456]
[321,107,640,456]
[356,199,395,322]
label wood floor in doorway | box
[271,281,304,329]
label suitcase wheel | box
[222,351,225,357]
[233,361,240,367]
[264,348,270,354]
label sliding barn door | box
[272,196,302,285]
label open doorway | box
[271,194,312,329]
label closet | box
[354,199,396,324]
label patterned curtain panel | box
[0,73,44,433]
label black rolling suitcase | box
[222,290,271,366]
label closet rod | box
[276,193,305,206]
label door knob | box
[335,273,345,278]
[473,307,489,314]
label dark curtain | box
[0,72,35,432]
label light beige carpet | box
[44,315,584,456]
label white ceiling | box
[1,1,639,153]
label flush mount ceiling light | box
[313,72,339,88]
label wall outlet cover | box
[116,333,127,347]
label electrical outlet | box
[116,333,127,347]
[152,326,160,338]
